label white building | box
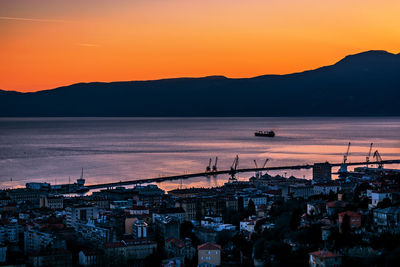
[0,223,23,243]
[40,195,64,209]
[66,205,99,228]
[313,184,340,195]
[79,249,102,266]
[242,195,267,208]
[289,184,314,199]
[240,216,257,233]
[132,220,148,239]
[370,191,392,208]
[24,228,66,253]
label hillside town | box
[0,162,399,267]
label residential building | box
[40,195,64,209]
[132,219,148,239]
[370,191,392,208]
[65,205,99,228]
[24,228,66,254]
[155,215,180,240]
[307,200,326,216]
[152,207,186,224]
[165,238,196,260]
[79,249,102,266]
[326,201,347,216]
[240,216,257,233]
[373,207,400,227]
[0,246,6,263]
[28,249,72,267]
[0,222,23,243]
[338,211,362,231]
[309,250,341,267]
[313,183,340,195]
[75,219,115,244]
[198,243,221,266]
[289,184,314,199]
[162,256,185,267]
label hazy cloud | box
[0,16,70,23]
[77,43,100,47]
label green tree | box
[377,197,392,209]
[248,199,256,216]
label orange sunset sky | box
[1,0,399,92]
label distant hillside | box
[1,50,399,116]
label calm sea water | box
[0,117,399,191]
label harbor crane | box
[260,158,269,176]
[253,160,259,178]
[229,155,239,181]
[254,158,269,178]
[212,157,218,172]
[366,143,373,167]
[206,158,212,173]
[339,142,351,173]
[343,142,351,164]
[373,150,384,168]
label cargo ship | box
[254,130,275,137]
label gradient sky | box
[1,0,399,92]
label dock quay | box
[86,159,400,190]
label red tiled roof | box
[338,211,362,217]
[197,243,221,251]
[310,250,341,258]
[326,201,347,208]
[166,238,185,248]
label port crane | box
[206,158,212,173]
[366,143,373,167]
[229,155,239,181]
[212,157,218,172]
[253,158,269,178]
[339,142,351,173]
[343,142,351,164]
[253,160,259,178]
[373,150,384,168]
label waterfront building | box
[313,162,332,182]
[6,188,45,204]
